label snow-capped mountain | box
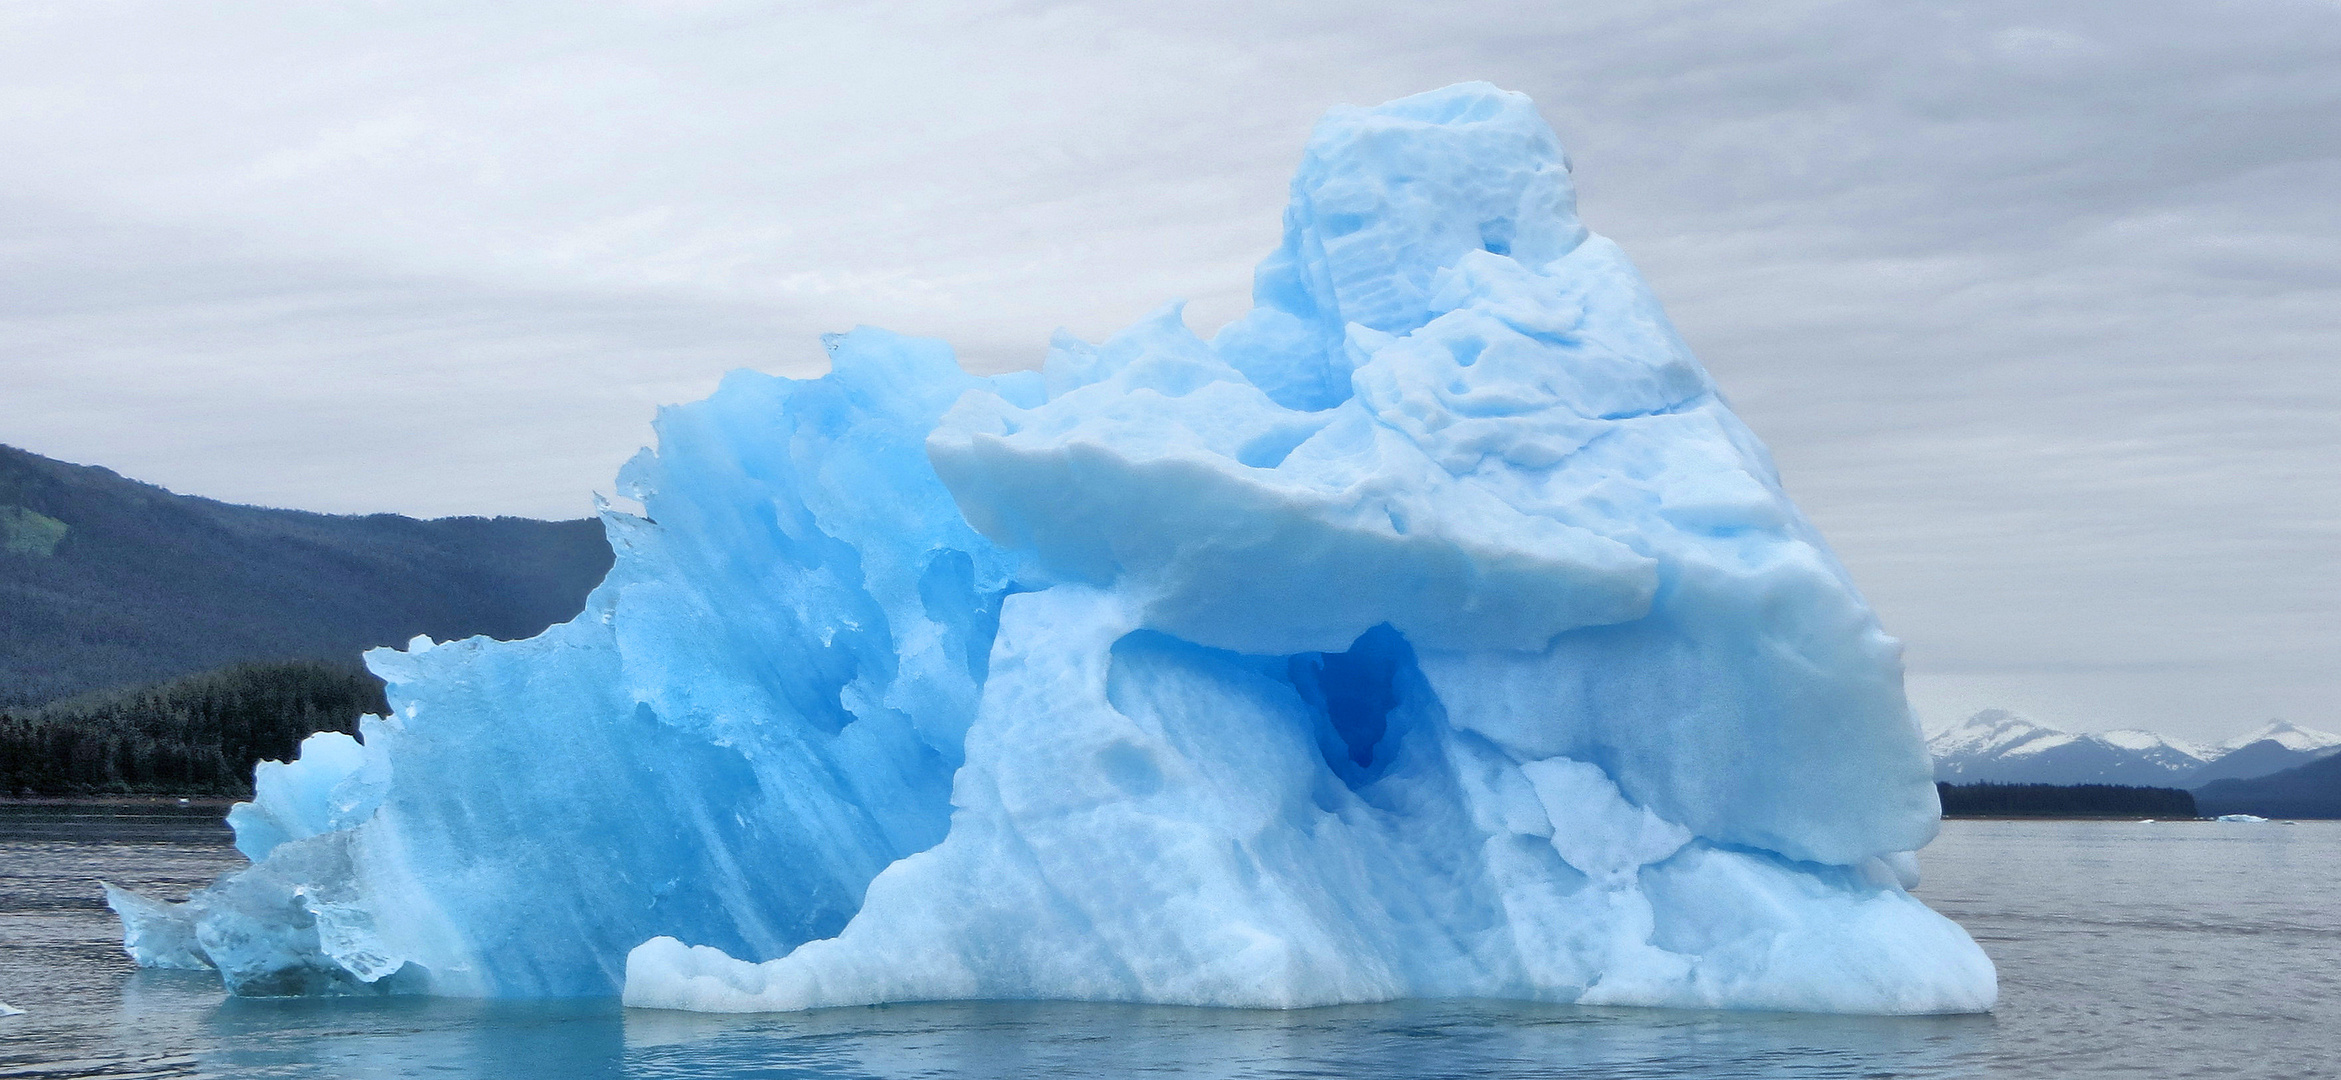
[2186,721,2341,785]
[1929,711,2341,788]
[1929,710,2209,786]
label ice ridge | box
[108,82,1996,1016]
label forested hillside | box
[0,660,385,796]
[0,444,612,708]
[2195,754,2341,819]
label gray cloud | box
[1,0,2333,742]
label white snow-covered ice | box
[108,83,1995,1016]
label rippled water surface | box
[3,807,2335,1078]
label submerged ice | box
[110,83,1996,1015]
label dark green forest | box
[0,660,386,796]
[1938,781,2196,818]
[0,443,613,796]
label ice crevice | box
[109,82,1994,1016]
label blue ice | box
[109,83,1995,1015]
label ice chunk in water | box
[114,83,1993,1015]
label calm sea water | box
[2,806,2335,1079]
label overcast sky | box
[2,0,2334,743]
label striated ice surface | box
[110,83,1995,1015]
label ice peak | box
[1291,83,1589,295]
[1220,82,1592,410]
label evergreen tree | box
[0,660,387,797]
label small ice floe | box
[0,1000,23,1017]
[2215,814,2269,823]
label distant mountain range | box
[1928,709,2341,789]
[2184,722,2341,785]
[2195,750,2341,819]
[0,444,613,708]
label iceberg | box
[108,83,1996,1015]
